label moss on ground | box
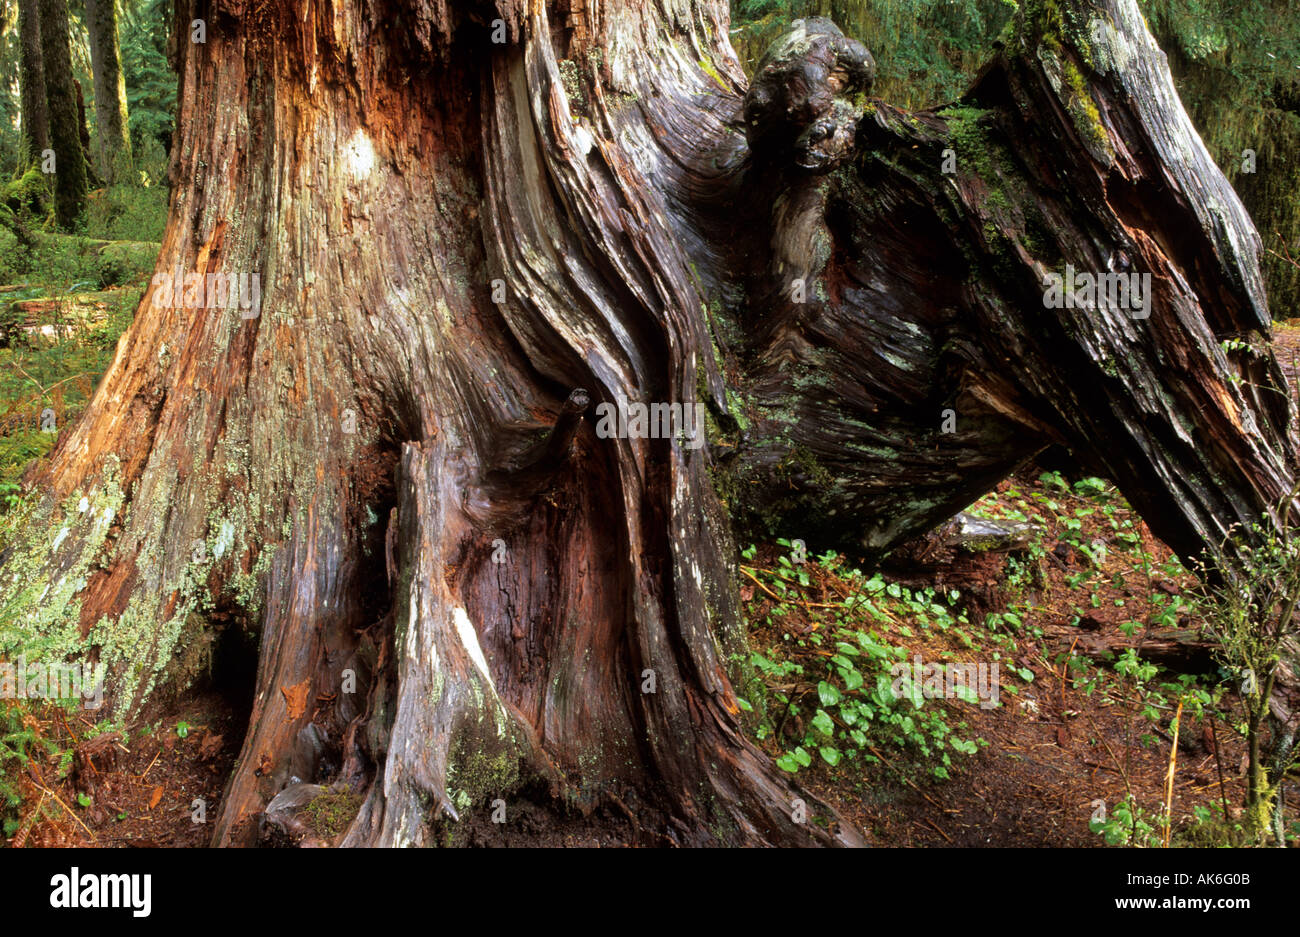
[305,788,363,839]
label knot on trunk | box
[743,17,875,171]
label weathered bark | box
[84,0,133,183]
[37,0,87,227]
[2,0,1296,847]
[728,7,1297,568]
[18,0,50,159]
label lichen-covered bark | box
[1,0,1293,847]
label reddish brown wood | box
[3,0,1295,846]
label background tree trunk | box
[37,0,87,226]
[17,0,50,160]
[74,80,99,185]
[2,0,1295,847]
[84,0,133,183]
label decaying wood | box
[2,0,1296,846]
[1048,628,1220,675]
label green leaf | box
[873,677,896,709]
[817,681,842,706]
[811,709,835,736]
[819,746,842,766]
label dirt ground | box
[7,692,241,847]
[763,520,1252,847]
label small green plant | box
[1090,795,1162,847]
[0,700,65,837]
[745,555,985,781]
[1192,498,1300,846]
[175,721,191,738]
[1174,801,1244,847]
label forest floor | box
[1,239,1299,846]
[741,475,1250,847]
[739,323,1300,848]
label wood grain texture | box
[3,0,1293,846]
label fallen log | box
[1048,627,1220,676]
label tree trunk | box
[17,0,50,160]
[3,0,1296,847]
[37,0,88,227]
[74,80,99,186]
[84,0,133,183]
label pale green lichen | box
[440,672,525,818]
[0,458,126,665]
[557,59,585,111]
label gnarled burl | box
[1,0,1293,846]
